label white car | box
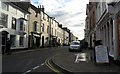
[69,41,81,52]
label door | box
[36,37,40,47]
[42,36,44,47]
[2,31,8,54]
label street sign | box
[95,45,109,63]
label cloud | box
[31,0,89,40]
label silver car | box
[69,41,81,52]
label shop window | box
[10,35,16,47]
[19,36,24,46]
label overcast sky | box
[31,0,89,40]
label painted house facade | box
[95,1,120,60]
[28,4,41,48]
[107,1,120,60]
[62,27,69,45]
[0,2,29,53]
[40,11,50,47]
[57,24,64,46]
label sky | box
[31,0,89,40]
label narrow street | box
[2,46,120,74]
[1,0,120,74]
[2,46,70,73]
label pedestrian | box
[6,38,12,55]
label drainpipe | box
[39,5,42,47]
[49,17,51,47]
[113,15,118,60]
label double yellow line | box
[45,57,61,74]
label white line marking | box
[41,63,44,66]
[26,70,31,72]
[74,53,87,63]
[23,70,31,74]
[33,66,40,70]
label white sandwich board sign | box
[95,45,109,63]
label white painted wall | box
[0,2,29,49]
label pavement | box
[51,49,120,73]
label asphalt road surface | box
[2,46,71,73]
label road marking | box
[74,53,87,63]
[23,70,31,74]
[45,57,60,73]
[41,63,44,66]
[33,66,40,70]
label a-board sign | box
[95,45,109,63]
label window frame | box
[19,36,24,46]
[10,35,16,47]
[11,17,16,30]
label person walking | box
[6,38,12,55]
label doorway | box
[36,37,40,47]
[42,36,44,47]
[2,31,8,54]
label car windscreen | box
[70,42,80,45]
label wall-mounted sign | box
[95,45,109,63]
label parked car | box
[69,41,81,52]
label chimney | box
[40,5,44,12]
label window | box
[42,24,44,32]
[10,35,16,47]
[35,12,37,17]
[43,13,45,19]
[1,2,9,11]
[55,30,56,36]
[19,36,24,46]
[20,20,23,31]
[44,14,46,20]
[11,17,16,29]
[47,16,49,22]
[24,24,25,31]
[52,19,53,24]
[52,28,53,35]
[0,13,8,27]
[47,26,49,33]
[33,21,37,31]
[41,12,44,19]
